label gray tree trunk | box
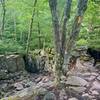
[63,0,88,75]
[61,0,72,57]
[49,0,62,85]
[49,0,61,54]
[49,0,88,85]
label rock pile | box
[0,70,100,100]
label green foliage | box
[77,0,100,49]
[0,0,99,53]
[0,40,24,54]
[77,39,88,46]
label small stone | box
[90,81,100,90]
[82,93,90,100]
[68,97,78,100]
[42,76,49,83]
[37,81,54,89]
[61,75,67,81]
[16,88,33,100]
[82,93,89,97]
[91,90,99,95]
[37,87,48,95]
[1,83,7,89]
[14,83,23,91]
[23,81,33,88]
[0,70,7,80]
[63,96,68,100]
[97,76,100,81]
[91,72,98,76]
[69,86,86,93]
[59,89,67,100]
[83,72,91,77]
[43,92,56,100]
[35,77,42,83]
[82,93,94,100]
[85,75,96,81]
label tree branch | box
[61,0,72,57]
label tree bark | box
[49,0,88,85]
[61,0,72,57]
[49,0,62,86]
[0,0,6,39]
[63,0,88,75]
[26,0,37,55]
[49,0,61,54]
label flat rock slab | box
[68,97,78,100]
[68,86,86,93]
[66,76,88,86]
[90,81,100,90]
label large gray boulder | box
[6,55,25,73]
[6,55,18,73]
[0,54,25,79]
[23,55,39,73]
[23,54,47,73]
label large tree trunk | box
[62,0,88,75]
[26,0,37,55]
[49,0,62,86]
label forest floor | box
[0,59,100,100]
